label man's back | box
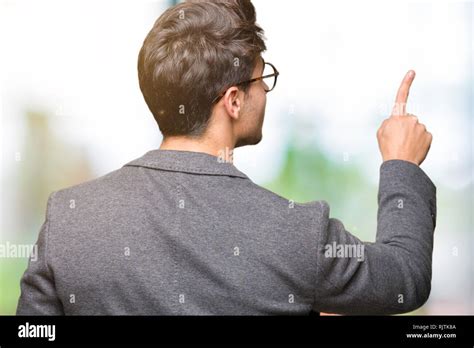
[17,149,436,315]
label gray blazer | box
[16,149,436,315]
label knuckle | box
[408,114,418,122]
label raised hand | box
[377,70,432,166]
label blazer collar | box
[123,149,249,179]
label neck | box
[159,134,235,163]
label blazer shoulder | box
[47,167,131,216]
[52,167,126,198]
[245,181,330,222]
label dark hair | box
[137,0,266,137]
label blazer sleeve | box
[16,192,64,315]
[312,159,437,315]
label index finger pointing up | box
[395,70,416,104]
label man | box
[17,0,436,315]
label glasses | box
[211,59,279,104]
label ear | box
[222,86,242,121]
